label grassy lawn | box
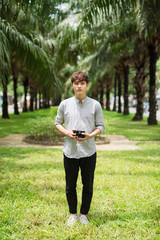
[103,111,160,141]
[0,143,160,239]
[0,108,160,239]
[0,108,58,138]
[0,107,160,141]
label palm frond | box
[88,14,136,81]
[136,0,160,40]
[82,0,136,25]
[0,19,61,92]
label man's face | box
[72,80,88,98]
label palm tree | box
[0,20,59,118]
[136,0,160,125]
[1,0,69,118]
[132,40,149,121]
[0,29,10,118]
[82,0,160,124]
[87,14,135,115]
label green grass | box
[103,111,160,141]
[0,107,160,141]
[0,107,160,239]
[0,108,58,138]
[0,143,160,239]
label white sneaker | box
[67,214,78,226]
[79,215,89,225]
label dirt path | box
[0,134,140,150]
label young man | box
[54,71,105,226]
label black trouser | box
[63,152,96,215]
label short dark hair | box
[71,71,89,83]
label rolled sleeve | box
[54,102,64,126]
[95,102,105,133]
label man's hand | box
[76,133,91,142]
[66,131,91,141]
[65,130,78,140]
[56,125,78,139]
[76,128,101,142]
[56,124,100,142]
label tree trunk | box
[13,76,19,115]
[91,87,98,100]
[148,44,158,125]
[39,91,42,109]
[43,93,47,109]
[29,85,34,111]
[100,85,104,109]
[53,94,61,106]
[2,75,9,119]
[23,77,28,112]
[132,73,148,121]
[132,90,144,121]
[118,74,122,113]
[112,72,117,111]
[44,97,50,109]
[106,88,110,110]
[47,97,50,108]
[123,65,129,115]
[132,51,149,121]
[35,89,37,110]
[105,80,110,111]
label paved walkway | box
[0,134,139,150]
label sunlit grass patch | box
[0,144,160,239]
[0,107,160,141]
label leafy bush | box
[25,117,62,140]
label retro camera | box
[73,130,85,138]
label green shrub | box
[25,117,62,140]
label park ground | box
[0,108,160,240]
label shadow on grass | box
[96,170,160,178]
[90,207,160,226]
[99,149,160,165]
[0,147,63,170]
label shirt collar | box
[74,96,88,104]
